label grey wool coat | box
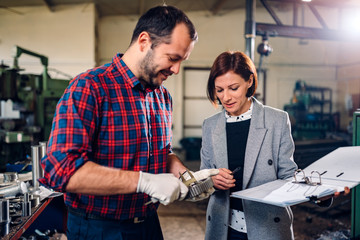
[200,98,298,240]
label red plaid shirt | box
[39,53,172,220]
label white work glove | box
[192,169,219,181]
[137,171,188,205]
[186,168,219,202]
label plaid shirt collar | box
[113,53,155,94]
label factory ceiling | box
[1,0,360,17]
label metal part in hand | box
[179,169,214,199]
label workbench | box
[0,172,66,239]
[3,198,53,240]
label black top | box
[226,119,250,211]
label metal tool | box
[179,169,215,199]
[0,181,27,197]
[3,172,19,183]
[0,198,10,237]
[21,193,31,217]
[31,145,43,190]
[144,169,215,205]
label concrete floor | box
[158,200,207,240]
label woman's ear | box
[248,75,254,89]
[216,97,222,105]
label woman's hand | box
[315,186,351,207]
[211,168,236,190]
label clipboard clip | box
[306,195,322,204]
[292,169,322,186]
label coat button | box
[208,215,211,221]
[268,159,273,165]
[274,217,280,223]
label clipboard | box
[231,146,360,207]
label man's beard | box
[139,49,161,89]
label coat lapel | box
[243,99,267,188]
[212,111,229,169]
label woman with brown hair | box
[200,51,297,240]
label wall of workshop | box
[98,6,346,146]
[0,4,96,78]
[336,41,360,131]
[187,7,341,145]
[255,5,340,124]
[1,3,353,147]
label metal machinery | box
[0,132,66,239]
[351,109,360,239]
[283,80,349,170]
[284,80,334,141]
[0,46,70,171]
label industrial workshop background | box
[0,0,360,239]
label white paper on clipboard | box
[231,146,360,207]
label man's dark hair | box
[130,5,198,48]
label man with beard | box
[39,5,218,240]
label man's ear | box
[137,31,152,52]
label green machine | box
[0,46,70,171]
[352,109,360,239]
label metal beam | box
[43,0,55,12]
[307,3,328,29]
[265,0,357,8]
[0,6,24,15]
[293,2,298,26]
[211,0,227,15]
[245,0,256,61]
[259,0,283,25]
[256,22,360,41]
[138,0,145,16]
